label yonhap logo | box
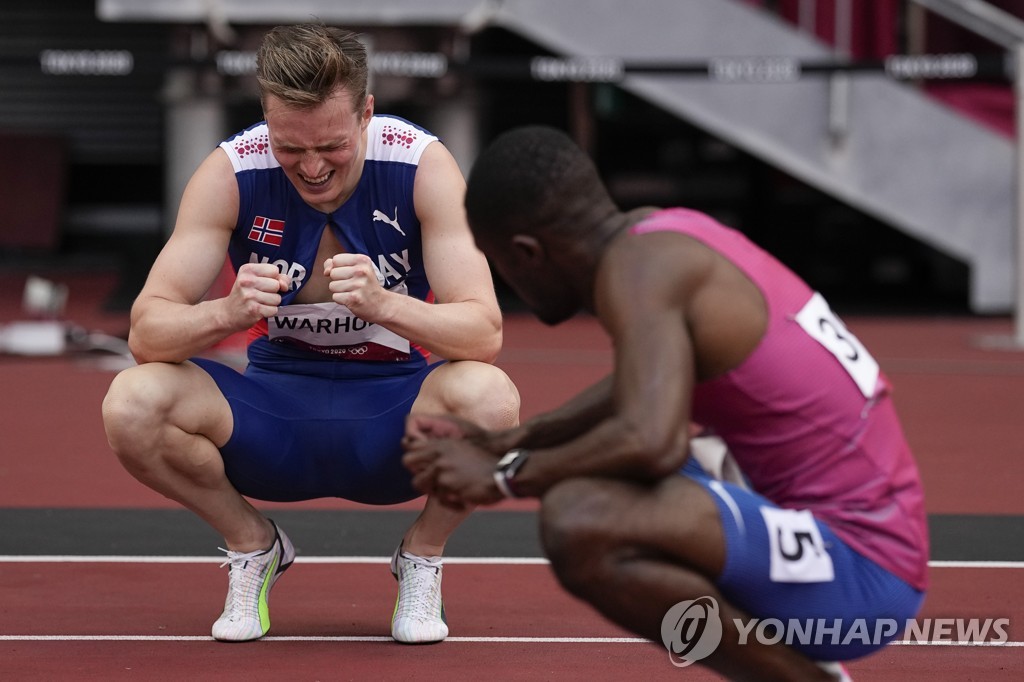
[660,596,723,667]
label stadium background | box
[2,0,1018,315]
[1,2,1023,680]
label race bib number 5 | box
[761,506,835,583]
[794,292,879,398]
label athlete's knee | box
[102,364,179,456]
[421,361,520,429]
[539,478,624,595]
[448,362,519,428]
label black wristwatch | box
[493,448,530,498]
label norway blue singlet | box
[193,115,444,504]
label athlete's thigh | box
[692,465,924,660]
[545,473,728,579]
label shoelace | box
[397,557,442,620]
[218,547,267,621]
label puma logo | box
[372,207,405,236]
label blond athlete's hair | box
[255,23,368,110]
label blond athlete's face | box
[265,87,373,214]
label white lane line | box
[0,556,548,564]
[0,556,1021,568]
[0,635,1020,647]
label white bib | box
[267,299,410,359]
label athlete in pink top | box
[635,208,928,592]
[403,126,928,680]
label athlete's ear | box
[361,94,374,129]
[510,234,544,266]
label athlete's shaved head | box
[465,126,622,325]
[465,126,616,242]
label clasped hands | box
[402,414,512,510]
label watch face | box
[504,449,529,480]
[496,449,529,499]
[498,450,521,468]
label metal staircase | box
[486,0,1016,313]
[95,0,1020,312]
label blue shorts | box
[193,357,441,504]
[682,459,925,661]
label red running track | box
[0,561,1022,680]
[2,272,1024,679]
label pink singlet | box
[632,208,929,590]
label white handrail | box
[912,0,1024,342]
[911,0,1024,50]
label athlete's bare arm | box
[324,141,503,363]
[128,149,290,364]
[494,234,703,490]
[404,231,769,503]
[486,374,616,454]
[403,235,707,503]
[405,374,614,461]
[503,375,615,449]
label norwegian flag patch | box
[249,216,285,246]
